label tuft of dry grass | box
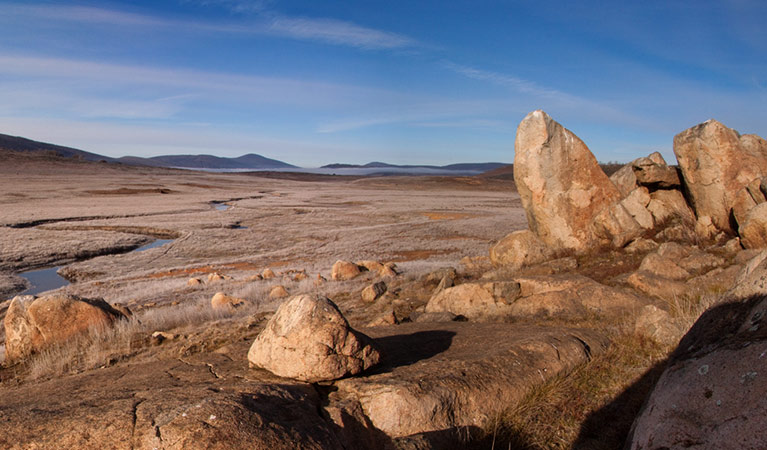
[470,276,732,449]
[474,329,668,450]
[24,296,263,380]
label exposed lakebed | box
[18,238,174,296]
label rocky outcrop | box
[514,110,621,253]
[425,281,521,321]
[627,294,767,449]
[0,355,348,450]
[610,152,680,197]
[627,243,726,301]
[632,153,680,190]
[4,294,127,363]
[510,274,647,318]
[334,322,609,439]
[674,119,767,233]
[489,229,553,269]
[426,274,646,321]
[247,295,381,382]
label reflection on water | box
[134,239,173,252]
[212,202,231,211]
[18,238,174,296]
[19,266,67,296]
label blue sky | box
[0,0,765,166]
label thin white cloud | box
[0,54,401,111]
[186,0,271,14]
[442,61,657,130]
[1,3,417,51]
[268,16,416,49]
[316,100,523,133]
[442,61,577,103]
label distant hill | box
[477,164,514,180]
[0,132,297,170]
[321,161,507,172]
[128,153,297,170]
[0,133,118,162]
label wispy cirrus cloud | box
[316,100,523,133]
[442,61,577,102]
[0,54,401,112]
[268,16,416,50]
[185,0,272,14]
[1,3,417,51]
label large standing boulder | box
[4,294,127,363]
[514,110,621,253]
[627,294,767,449]
[247,295,381,382]
[673,120,767,233]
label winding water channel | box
[16,201,239,296]
[18,238,174,296]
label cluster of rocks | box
[330,259,399,280]
[499,110,767,266]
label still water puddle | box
[212,202,231,211]
[18,266,67,296]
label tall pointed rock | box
[514,110,621,253]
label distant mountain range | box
[0,132,508,174]
[0,133,119,163]
[321,161,507,172]
[119,154,296,169]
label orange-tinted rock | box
[4,294,126,363]
[514,110,621,253]
[674,120,767,232]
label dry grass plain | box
[0,152,523,310]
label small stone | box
[211,292,246,310]
[331,260,362,281]
[268,285,289,299]
[361,281,387,302]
